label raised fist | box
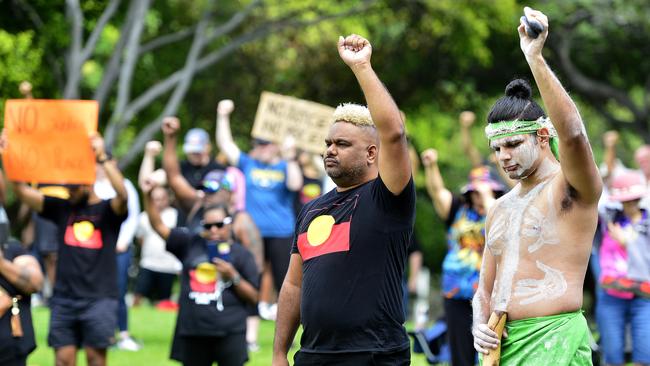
[337,34,372,69]
[90,134,106,159]
[603,130,619,149]
[19,81,33,97]
[460,111,476,128]
[518,7,549,60]
[420,148,438,167]
[145,141,162,156]
[217,99,235,116]
[162,116,180,137]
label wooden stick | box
[483,310,507,366]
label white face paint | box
[490,134,540,180]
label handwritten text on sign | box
[2,99,98,184]
[251,92,335,154]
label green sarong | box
[480,311,592,366]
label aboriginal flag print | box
[297,194,358,261]
[64,219,103,249]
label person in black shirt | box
[272,34,415,366]
[167,123,226,190]
[0,238,43,366]
[142,179,259,366]
[10,134,128,366]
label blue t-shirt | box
[238,153,295,237]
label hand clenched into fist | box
[162,116,180,137]
[337,34,372,69]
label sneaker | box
[116,336,142,351]
[247,342,260,352]
[258,302,277,321]
[156,299,179,311]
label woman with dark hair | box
[421,148,504,366]
[143,179,259,366]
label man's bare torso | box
[486,169,598,320]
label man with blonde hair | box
[272,34,414,366]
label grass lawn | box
[27,305,432,365]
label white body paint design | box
[522,187,559,253]
[488,181,549,310]
[514,260,567,305]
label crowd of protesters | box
[1,12,649,366]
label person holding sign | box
[7,134,128,366]
[471,7,601,365]
[216,99,303,320]
[272,34,414,365]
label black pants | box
[263,236,292,291]
[294,347,410,366]
[180,333,247,366]
[1,356,27,366]
[444,297,476,366]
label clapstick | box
[521,15,544,39]
[483,311,507,366]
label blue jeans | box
[116,248,131,332]
[596,290,650,364]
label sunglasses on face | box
[201,179,232,194]
[201,216,232,230]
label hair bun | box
[505,79,532,99]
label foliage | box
[1,0,648,270]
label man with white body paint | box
[471,7,602,365]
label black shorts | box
[135,268,176,301]
[48,296,117,349]
[293,347,411,366]
[262,236,292,291]
[172,332,248,366]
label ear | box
[366,144,378,165]
[536,127,550,146]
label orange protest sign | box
[2,99,99,184]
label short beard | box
[326,162,367,188]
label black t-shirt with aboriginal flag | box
[291,176,415,353]
[166,228,259,337]
[41,197,127,299]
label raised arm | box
[215,99,241,166]
[519,7,602,203]
[138,141,162,188]
[141,179,170,240]
[602,130,619,183]
[337,35,410,194]
[421,149,453,221]
[272,253,303,366]
[161,116,200,210]
[459,111,483,168]
[0,245,43,295]
[281,136,303,192]
[93,135,128,215]
[116,180,140,252]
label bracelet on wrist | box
[96,153,113,164]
